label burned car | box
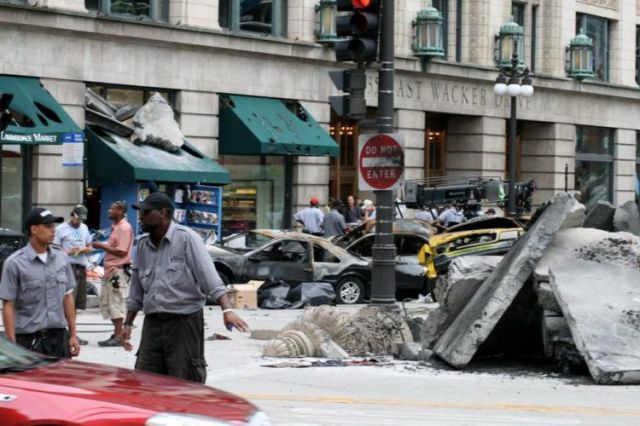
[208,233,372,304]
[333,218,433,248]
[345,232,429,296]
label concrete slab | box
[583,200,615,231]
[421,256,502,348]
[613,201,640,236]
[550,260,640,384]
[433,193,584,368]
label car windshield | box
[0,337,53,373]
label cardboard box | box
[227,280,264,310]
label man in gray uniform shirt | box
[0,208,80,358]
[122,192,248,383]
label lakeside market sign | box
[0,131,61,144]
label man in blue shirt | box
[54,205,92,345]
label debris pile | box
[263,306,413,358]
[421,193,640,385]
[85,89,185,153]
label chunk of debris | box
[613,200,640,236]
[132,93,185,153]
[421,256,502,348]
[250,329,282,341]
[434,193,584,368]
[583,200,615,231]
[392,342,433,361]
[550,260,640,384]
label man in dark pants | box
[54,204,92,345]
[0,208,80,358]
[122,192,248,383]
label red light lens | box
[352,0,371,8]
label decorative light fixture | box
[315,0,339,44]
[495,19,524,69]
[567,31,594,80]
[411,1,444,58]
[493,40,533,217]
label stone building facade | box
[1,0,639,232]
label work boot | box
[77,336,89,346]
[98,335,122,347]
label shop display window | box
[0,145,27,231]
[218,155,284,236]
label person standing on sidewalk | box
[54,205,92,346]
[323,199,348,237]
[122,192,248,383]
[92,200,133,347]
[0,208,80,358]
[294,197,324,236]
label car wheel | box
[335,277,364,304]
[218,271,230,285]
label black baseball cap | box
[133,192,174,212]
[25,207,64,230]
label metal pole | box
[370,0,397,307]
[508,95,517,216]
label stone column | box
[395,109,425,183]
[614,129,636,205]
[34,79,85,211]
[462,0,504,67]
[169,0,220,30]
[520,122,575,206]
[293,101,331,219]
[609,0,637,86]
[179,91,219,159]
[287,0,317,42]
[445,115,505,178]
[538,0,576,77]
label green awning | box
[86,127,230,186]
[219,94,339,157]
[0,75,82,144]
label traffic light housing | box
[328,68,366,120]
[334,0,381,63]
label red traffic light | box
[352,0,371,8]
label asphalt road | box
[62,305,640,425]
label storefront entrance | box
[0,145,32,230]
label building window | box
[219,0,288,37]
[455,0,462,62]
[86,85,176,110]
[512,2,524,27]
[636,132,640,203]
[531,5,537,73]
[576,13,609,82]
[433,0,448,58]
[636,26,640,85]
[575,126,614,209]
[85,0,168,22]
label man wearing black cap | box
[122,192,248,383]
[54,205,92,346]
[0,208,80,357]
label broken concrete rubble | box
[262,306,413,359]
[550,260,640,384]
[391,342,433,361]
[132,93,185,153]
[583,200,615,231]
[421,256,502,349]
[613,200,640,236]
[433,193,584,368]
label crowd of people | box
[294,195,500,237]
[0,194,248,385]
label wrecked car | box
[418,222,524,295]
[345,231,429,296]
[215,229,289,253]
[208,233,372,304]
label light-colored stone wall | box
[615,129,637,204]
[395,109,425,182]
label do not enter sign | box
[358,133,405,191]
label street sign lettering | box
[358,133,405,191]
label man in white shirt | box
[438,203,465,227]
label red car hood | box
[0,359,256,423]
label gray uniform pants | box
[135,310,207,383]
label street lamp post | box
[493,44,533,216]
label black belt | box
[146,310,202,321]
[17,328,65,339]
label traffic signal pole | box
[370,0,397,308]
